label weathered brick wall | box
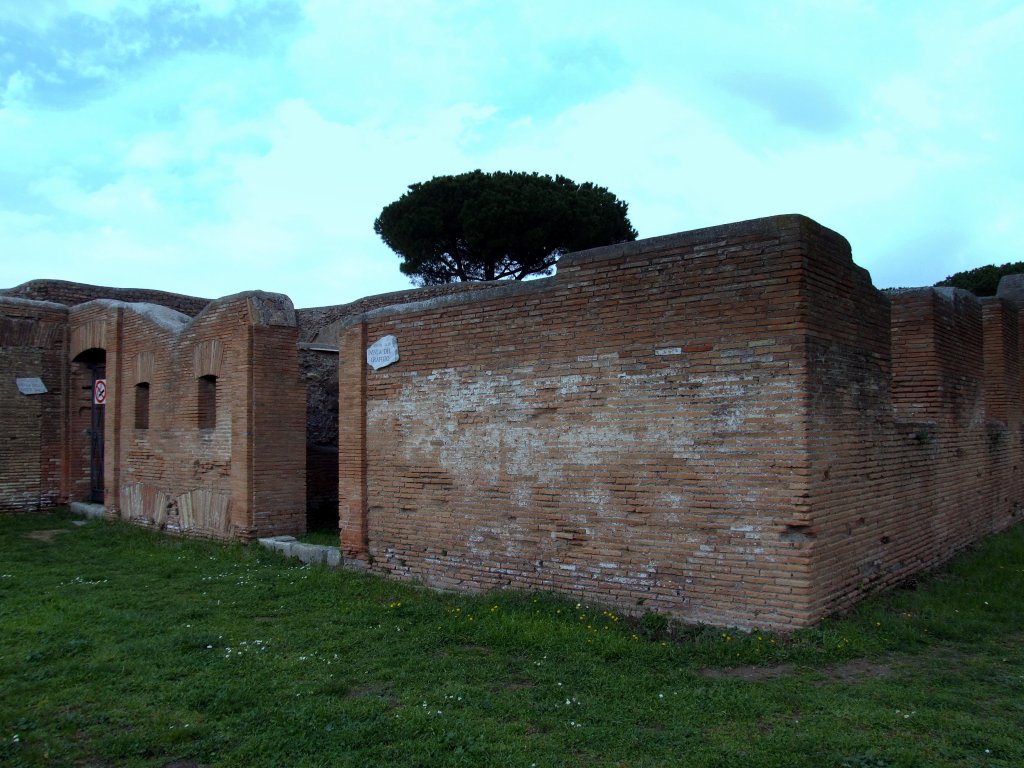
[336,214,1023,630]
[249,298,307,537]
[339,216,820,628]
[297,283,504,531]
[66,293,305,540]
[0,298,68,513]
[979,296,1023,529]
[981,298,1021,426]
[797,221,896,621]
[296,282,501,343]
[1,279,210,316]
[5,214,1022,630]
[338,323,367,557]
[798,271,1022,621]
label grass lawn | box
[0,511,1022,767]
[294,528,342,547]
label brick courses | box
[335,214,1023,629]
[0,292,305,540]
[0,298,68,513]
[2,213,1022,630]
[295,282,505,530]
[1,279,210,316]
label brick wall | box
[0,298,68,513]
[1,279,210,316]
[62,293,305,540]
[797,220,895,622]
[297,280,504,530]
[336,214,1023,630]
[249,296,307,537]
[338,216,820,628]
[296,282,502,343]
[4,214,1022,630]
[805,279,1022,621]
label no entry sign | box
[93,379,107,405]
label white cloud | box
[2,0,1023,307]
[2,71,34,104]
[0,0,250,28]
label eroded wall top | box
[1,280,211,317]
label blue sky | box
[2,0,1022,308]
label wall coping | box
[330,213,829,334]
[0,296,70,312]
[886,285,981,309]
[0,279,209,313]
[67,290,297,337]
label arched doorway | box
[71,348,106,503]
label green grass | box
[1,511,1022,767]
[294,527,341,547]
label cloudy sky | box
[2,1,1021,308]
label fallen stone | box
[70,502,106,519]
[256,537,342,568]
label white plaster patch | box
[511,485,532,509]
[557,374,585,395]
[569,487,612,515]
[659,491,692,509]
[367,363,802,589]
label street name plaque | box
[366,335,400,370]
[16,377,47,395]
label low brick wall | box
[334,214,1023,630]
[337,216,818,628]
[98,293,305,540]
[0,292,306,540]
[0,298,69,514]
[3,214,1021,631]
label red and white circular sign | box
[93,379,107,405]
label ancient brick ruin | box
[2,214,1021,629]
[0,290,305,538]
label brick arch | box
[192,339,224,378]
[70,320,107,361]
[130,351,155,386]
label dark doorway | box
[73,349,106,503]
[301,350,340,534]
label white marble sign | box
[366,335,400,370]
[16,377,47,395]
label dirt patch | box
[25,528,70,543]
[699,664,796,681]
[504,679,536,691]
[344,684,399,707]
[700,660,892,683]
[454,644,494,656]
[822,659,892,682]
